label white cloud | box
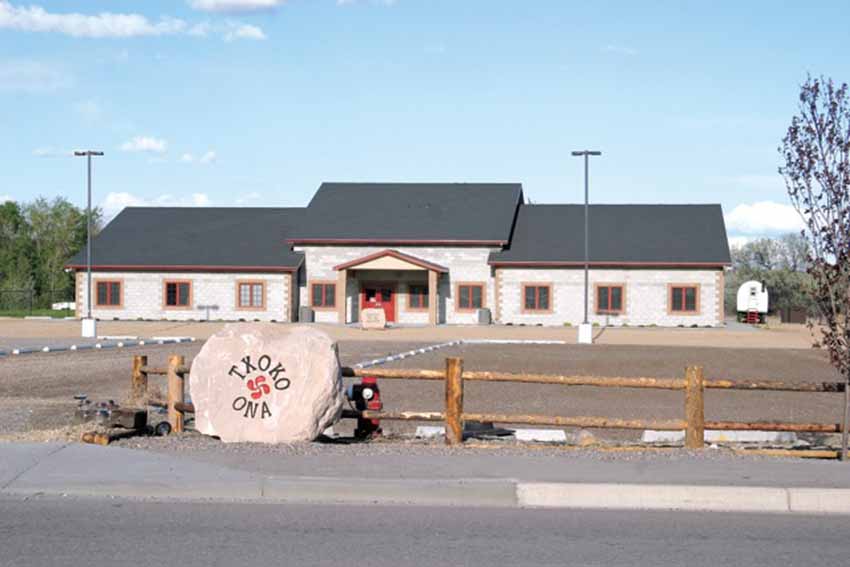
[224,22,266,41]
[180,153,195,163]
[0,59,72,92]
[0,1,265,41]
[603,44,637,56]
[0,195,12,203]
[189,0,286,12]
[120,136,168,154]
[0,1,187,38]
[724,201,805,236]
[101,191,213,220]
[199,150,217,164]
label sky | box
[1,0,847,246]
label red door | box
[361,284,395,323]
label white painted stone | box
[514,429,567,443]
[189,324,344,443]
[415,426,445,439]
[360,308,387,329]
[641,430,798,444]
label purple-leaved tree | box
[780,75,850,459]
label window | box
[670,285,699,313]
[408,284,429,310]
[523,284,551,312]
[164,281,191,308]
[596,285,624,314]
[311,282,336,309]
[237,281,265,309]
[457,283,484,310]
[95,280,121,307]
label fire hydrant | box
[346,376,383,439]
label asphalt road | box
[0,497,845,567]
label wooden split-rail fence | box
[131,354,850,459]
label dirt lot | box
[0,318,823,350]
[0,336,843,443]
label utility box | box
[298,306,314,323]
[476,308,491,325]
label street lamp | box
[571,150,601,345]
[74,150,104,338]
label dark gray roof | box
[288,182,523,243]
[67,207,304,270]
[489,204,731,265]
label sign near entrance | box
[360,307,387,329]
[189,324,344,443]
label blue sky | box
[1,0,847,244]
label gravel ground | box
[114,428,793,467]
[0,340,446,440]
[1,339,844,448]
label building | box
[67,182,731,326]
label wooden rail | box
[134,355,850,458]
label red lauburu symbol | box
[247,375,271,400]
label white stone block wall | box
[294,246,499,324]
[497,267,723,327]
[75,271,293,322]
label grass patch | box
[0,308,74,318]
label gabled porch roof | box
[333,249,449,273]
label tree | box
[780,75,850,458]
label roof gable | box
[289,182,523,244]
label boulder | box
[360,308,387,329]
[189,324,344,443]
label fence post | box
[842,373,849,461]
[445,357,464,445]
[167,355,186,433]
[132,355,148,404]
[685,365,705,449]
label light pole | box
[571,150,601,344]
[74,150,104,338]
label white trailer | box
[736,280,768,323]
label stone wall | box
[497,267,724,327]
[294,245,499,324]
[75,271,293,322]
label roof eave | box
[488,260,731,268]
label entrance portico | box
[333,249,447,325]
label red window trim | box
[95,279,122,308]
[595,284,625,314]
[310,281,337,310]
[668,284,700,314]
[456,283,485,311]
[163,280,192,309]
[521,283,553,313]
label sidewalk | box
[3,442,850,513]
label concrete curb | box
[5,475,850,514]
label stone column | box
[337,269,347,324]
[428,269,438,325]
